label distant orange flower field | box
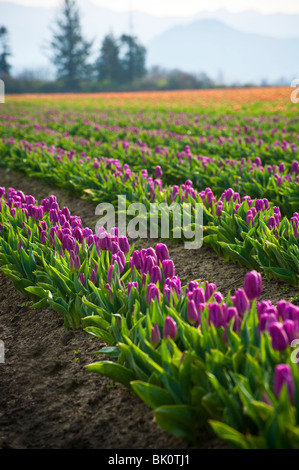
[6,86,296,112]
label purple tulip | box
[61,206,70,220]
[90,269,97,284]
[216,202,223,217]
[162,259,175,279]
[33,206,44,221]
[78,273,85,286]
[111,241,121,255]
[98,233,112,251]
[213,291,224,304]
[268,322,289,351]
[192,287,205,305]
[50,209,59,224]
[259,313,271,333]
[150,322,161,346]
[187,280,198,292]
[208,303,225,328]
[233,289,250,315]
[255,199,264,212]
[204,282,217,301]
[144,255,156,274]
[226,307,240,332]
[244,270,262,300]
[146,283,160,305]
[155,243,169,262]
[274,364,294,402]
[268,216,276,230]
[291,161,299,173]
[187,300,198,324]
[155,165,163,178]
[72,226,83,243]
[118,236,130,253]
[132,250,142,271]
[163,316,177,339]
[150,265,162,284]
[128,281,138,295]
[283,320,297,343]
[63,234,75,252]
[40,230,47,244]
[70,252,81,271]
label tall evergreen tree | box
[96,34,122,83]
[0,26,11,76]
[119,35,146,83]
[49,0,93,90]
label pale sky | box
[1,0,299,16]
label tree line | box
[0,0,222,92]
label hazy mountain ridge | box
[147,18,299,83]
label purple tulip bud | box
[61,206,70,220]
[90,269,97,284]
[213,291,224,304]
[70,251,81,270]
[162,259,175,279]
[208,303,225,328]
[78,273,85,286]
[128,281,138,295]
[291,161,299,173]
[131,250,142,271]
[150,265,162,284]
[283,320,297,343]
[118,236,130,253]
[111,241,121,255]
[204,282,217,301]
[26,195,36,205]
[40,230,47,244]
[155,243,169,262]
[277,300,289,320]
[163,316,177,339]
[107,265,114,282]
[192,287,205,305]
[216,202,223,217]
[187,300,198,324]
[50,209,59,224]
[259,313,270,333]
[150,322,161,346]
[226,307,240,332]
[146,283,160,305]
[274,364,294,402]
[33,206,44,221]
[63,234,75,252]
[268,216,276,230]
[255,199,264,212]
[155,165,163,178]
[72,226,83,244]
[98,233,111,251]
[233,289,250,315]
[268,322,289,351]
[244,270,262,300]
[257,300,273,317]
[143,255,156,274]
[187,280,198,292]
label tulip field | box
[1,87,299,449]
